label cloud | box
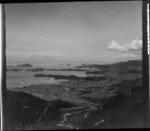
[126,37,142,51]
[107,37,142,52]
[107,40,127,52]
[6,52,60,57]
[117,53,138,58]
[107,36,142,58]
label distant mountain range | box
[77,59,142,68]
[77,59,142,74]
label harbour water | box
[6,70,87,89]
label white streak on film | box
[147,3,149,55]
[0,4,2,131]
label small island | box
[26,68,44,72]
[16,64,33,68]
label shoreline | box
[5,59,143,129]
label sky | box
[5,1,142,66]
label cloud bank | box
[107,37,142,52]
[117,53,139,58]
[107,37,142,58]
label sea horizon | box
[6,57,142,68]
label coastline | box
[6,73,143,129]
[5,59,143,129]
